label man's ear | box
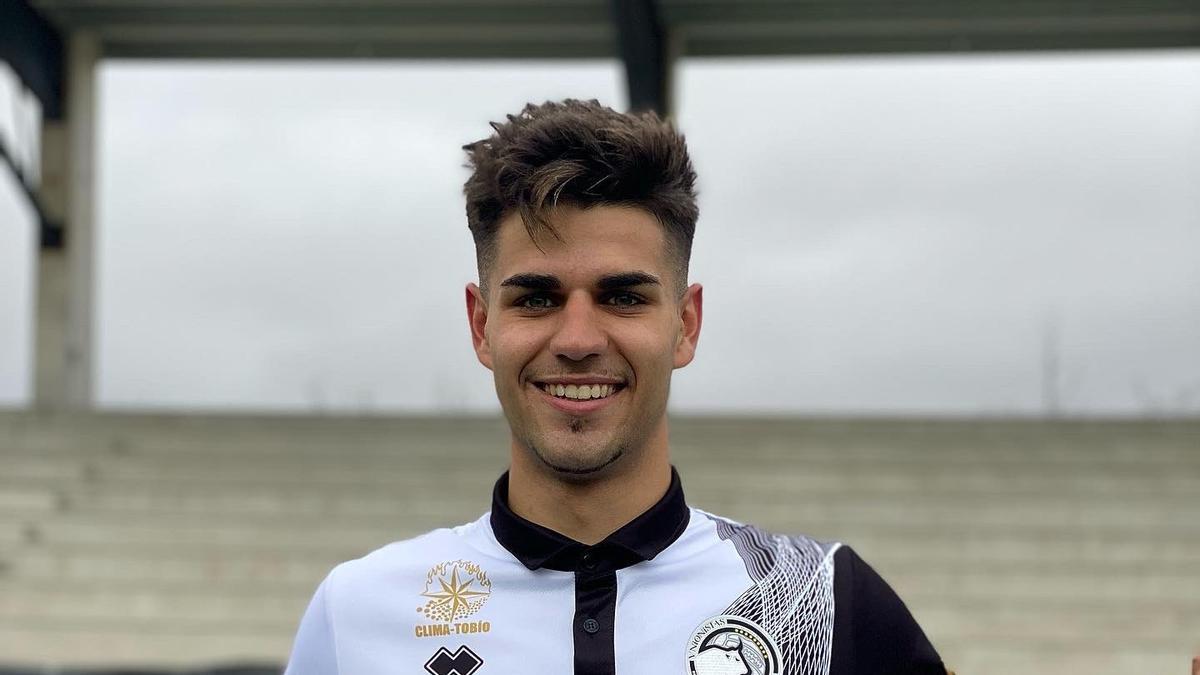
[674,283,703,369]
[465,283,493,371]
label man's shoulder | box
[826,542,947,674]
[690,510,944,672]
[688,506,844,566]
[323,512,503,592]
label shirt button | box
[582,618,600,634]
[580,550,597,571]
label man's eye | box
[518,295,556,309]
[607,293,644,307]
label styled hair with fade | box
[461,98,699,294]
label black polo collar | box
[490,466,690,573]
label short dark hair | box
[461,98,698,294]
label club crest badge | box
[686,614,781,675]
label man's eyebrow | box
[498,271,661,292]
[499,273,561,291]
[597,272,661,290]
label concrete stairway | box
[1,411,1197,674]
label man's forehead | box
[496,205,665,246]
[491,205,670,280]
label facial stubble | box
[524,415,627,479]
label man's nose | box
[550,292,607,361]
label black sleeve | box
[829,545,945,675]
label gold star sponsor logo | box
[415,560,493,638]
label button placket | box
[572,570,618,674]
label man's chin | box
[530,443,625,481]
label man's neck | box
[506,435,672,546]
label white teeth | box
[540,383,620,401]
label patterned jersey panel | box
[704,512,842,675]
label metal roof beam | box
[98,33,615,60]
[1,0,64,119]
[33,3,610,27]
[0,137,62,249]
[681,16,1200,56]
[610,0,672,115]
[29,1,619,59]
[662,0,1200,55]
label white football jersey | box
[284,467,943,675]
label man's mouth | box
[529,379,627,414]
[536,382,625,401]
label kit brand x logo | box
[424,645,483,675]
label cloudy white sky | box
[1,51,1198,415]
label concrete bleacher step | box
[2,503,1193,562]
[7,453,1199,495]
[893,568,1200,604]
[4,549,339,586]
[5,533,1195,595]
[7,412,1196,455]
[914,601,1200,644]
[0,487,58,514]
[12,437,1197,467]
[0,623,294,669]
[941,645,1195,675]
[5,527,1198,580]
[13,489,1200,530]
[8,535,1198,593]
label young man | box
[284,99,946,675]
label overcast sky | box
[1,51,1198,415]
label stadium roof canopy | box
[9,0,1200,118]
[23,0,1200,60]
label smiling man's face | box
[466,204,702,480]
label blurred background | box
[1,1,1198,674]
